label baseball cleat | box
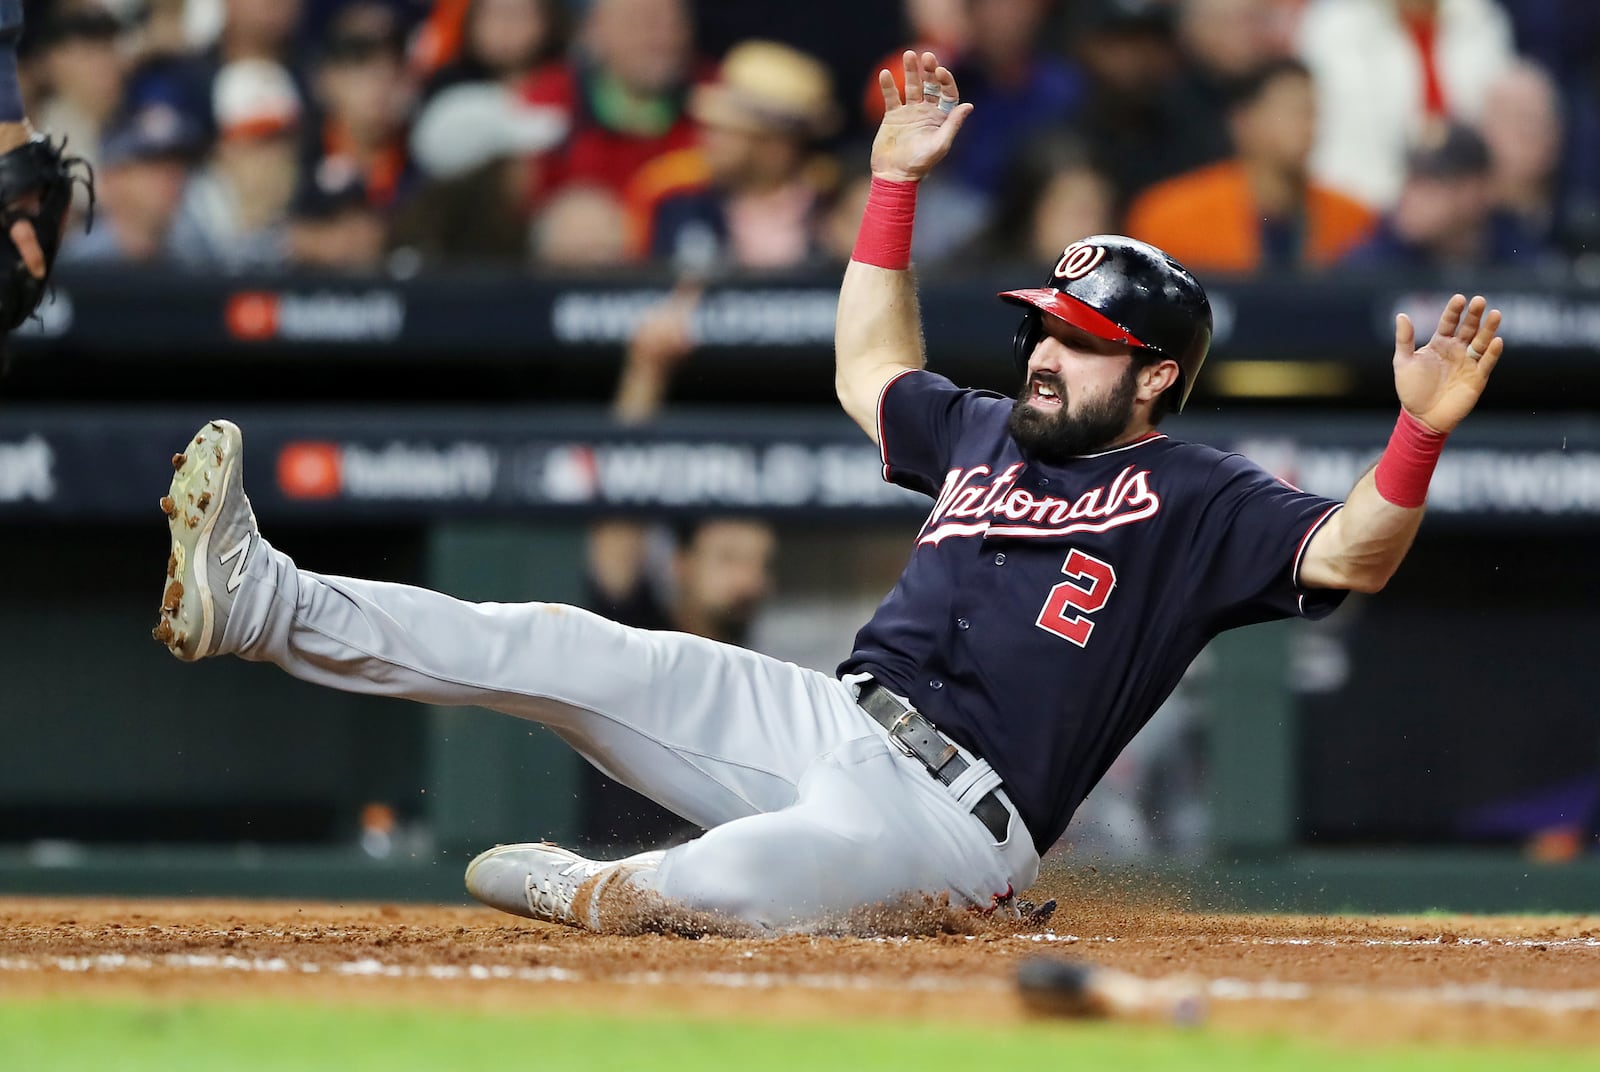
[464,842,664,928]
[152,419,257,661]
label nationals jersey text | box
[919,460,1162,544]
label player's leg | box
[468,733,1037,933]
[154,421,870,831]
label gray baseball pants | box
[221,536,1039,932]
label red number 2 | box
[1035,549,1117,647]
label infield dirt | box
[2,875,1597,1049]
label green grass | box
[0,1000,1594,1072]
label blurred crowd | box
[24,0,1600,277]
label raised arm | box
[834,50,972,441]
[1299,294,1504,592]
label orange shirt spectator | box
[1126,159,1374,272]
[1125,58,1374,272]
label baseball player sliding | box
[154,50,1503,933]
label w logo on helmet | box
[1053,242,1106,281]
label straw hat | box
[689,40,838,141]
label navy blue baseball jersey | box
[839,370,1347,853]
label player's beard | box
[1007,365,1140,464]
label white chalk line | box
[0,953,979,993]
[1017,933,1600,950]
[1209,978,1600,1014]
[2,952,1599,1015]
[68,928,1600,951]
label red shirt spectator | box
[521,63,700,203]
[518,0,704,205]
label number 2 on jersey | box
[1035,549,1117,647]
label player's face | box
[1007,318,1143,461]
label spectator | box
[627,40,838,271]
[168,58,302,270]
[393,81,565,266]
[1066,0,1194,202]
[857,0,967,125]
[519,0,700,204]
[135,0,192,59]
[580,288,778,852]
[60,101,202,264]
[307,2,415,211]
[423,0,568,98]
[130,0,305,140]
[1480,60,1593,257]
[816,157,874,265]
[904,0,969,48]
[1125,59,1374,273]
[1179,0,1284,79]
[287,162,386,271]
[1343,122,1554,271]
[1296,0,1515,210]
[942,1,1086,222]
[976,134,1117,263]
[531,184,629,267]
[866,0,1087,257]
[212,0,305,63]
[1163,0,1289,175]
[1500,4,1600,261]
[34,7,128,179]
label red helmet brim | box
[997,288,1152,352]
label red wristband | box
[1373,409,1447,508]
[851,177,918,270]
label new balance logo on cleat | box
[218,532,252,593]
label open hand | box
[1393,294,1503,434]
[870,50,973,183]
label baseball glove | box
[0,134,93,333]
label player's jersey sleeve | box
[875,369,997,497]
[1188,451,1347,626]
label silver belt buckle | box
[887,708,918,759]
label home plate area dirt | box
[2,876,1597,1049]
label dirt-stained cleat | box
[464,842,664,928]
[153,419,257,661]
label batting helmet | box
[998,236,1213,414]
